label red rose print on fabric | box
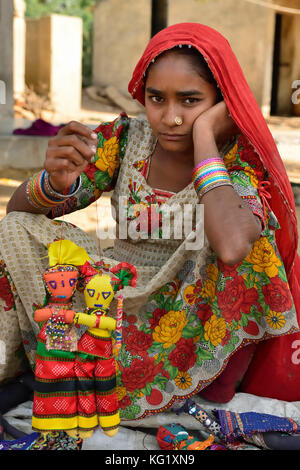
[196,302,213,325]
[84,164,98,182]
[262,275,293,312]
[168,338,197,372]
[149,308,167,330]
[119,395,132,410]
[123,325,153,356]
[120,356,163,392]
[0,273,15,311]
[217,272,259,323]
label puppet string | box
[95,199,102,260]
[58,201,67,264]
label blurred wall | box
[25,14,82,117]
[0,0,14,121]
[93,0,151,96]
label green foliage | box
[25,0,101,86]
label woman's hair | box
[145,45,224,102]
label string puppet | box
[32,240,137,440]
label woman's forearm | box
[200,185,261,265]
[194,130,261,265]
[6,181,51,215]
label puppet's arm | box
[64,311,116,331]
[34,308,53,322]
[34,308,76,323]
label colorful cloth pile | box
[156,423,219,451]
[216,410,300,443]
[0,431,82,451]
[166,398,300,450]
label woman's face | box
[145,50,219,155]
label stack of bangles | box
[25,170,81,211]
[192,157,233,199]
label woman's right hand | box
[44,121,98,193]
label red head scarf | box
[128,22,300,317]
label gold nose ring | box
[174,116,183,126]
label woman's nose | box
[162,104,180,127]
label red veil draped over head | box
[128,23,300,401]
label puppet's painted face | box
[43,266,79,301]
[84,274,114,310]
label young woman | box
[1,23,299,424]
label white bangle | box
[44,171,82,199]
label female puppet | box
[63,261,136,438]
[32,240,89,434]
[32,240,136,439]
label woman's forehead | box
[146,52,210,88]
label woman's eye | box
[150,95,163,103]
[184,97,200,104]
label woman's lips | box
[160,133,186,141]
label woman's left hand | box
[193,101,240,145]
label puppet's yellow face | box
[84,274,114,310]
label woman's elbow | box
[218,238,259,266]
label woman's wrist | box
[193,126,220,163]
[192,156,233,199]
[24,170,81,211]
[46,172,81,198]
[47,174,66,193]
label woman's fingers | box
[43,121,99,192]
[57,120,98,141]
[45,153,88,173]
[47,134,97,164]
[193,101,239,144]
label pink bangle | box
[192,157,232,198]
[192,157,225,177]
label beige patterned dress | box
[0,114,298,421]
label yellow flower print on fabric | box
[135,159,145,171]
[161,278,181,299]
[266,311,286,330]
[206,264,219,282]
[153,310,188,349]
[245,237,282,278]
[183,285,198,305]
[94,188,102,199]
[175,371,192,390]
[224,143,238,168]
[116,386,127,401]
[96,136,119,177]
[244,166,259,188]
[204,314,227,347]
[242,271,257,287]
[201,279,216,303]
